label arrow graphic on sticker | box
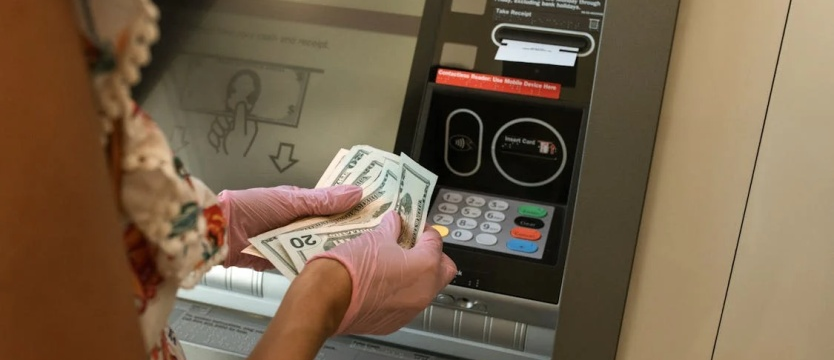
[270,142,299,173]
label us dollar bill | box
[247,164,399,269]
[279,220,381,272]
[247,145,438,277]
[240,245,265,259]
[314,148,349,188]
[248,233,299,279]
[395,153,438,248]
[317,146,372,187]
[292,165,399,232]
[341,150,400,189]
[318,145,399,189]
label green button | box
[518,205,547,218]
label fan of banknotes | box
[241,145,438,280]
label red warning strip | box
[435,68,561,100]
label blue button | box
[506,239,539,253]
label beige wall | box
[712,0,834,358]
[616,0,790,359]
[619,0,834,359]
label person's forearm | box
[249,259,352,360]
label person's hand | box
[217,184,363,270]
[307,211,458,335]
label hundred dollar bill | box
[395,153,438,248]
[279,220,381,272]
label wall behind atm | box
[615,0,834,359]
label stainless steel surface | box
[178,265,556,359]
[438,284,560,329]
[551,0,682,358]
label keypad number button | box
[451,229,473,241]
[433,214,454,225]
[484,211,506,222]
[488,200,509,211]
[479,222,502,234]
[456,218,478,230]
[442,192,463,203]
[461,207,482,218]
[476,234,498,246]
[465,196,486,207]
[438,203,459,214]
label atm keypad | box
[443,192,463,203]
[479,222,502,233]
[438,203,459,214]
[475,234,498,246]
[456,218,478,229]
[507,239,539,253]
[510,227,542,241]
[488,200,509,211]
[433,214,454,225]
[465,196,486,207]
[514,217,544,229]
[461,207,482,218]
[484,211,505,222]
[451,229,474,241]
[428,188,556,259]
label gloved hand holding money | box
[242,145,438,279]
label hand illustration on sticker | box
[207,69,260,157]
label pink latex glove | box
[307,211,458,335]
[217,185,363,271]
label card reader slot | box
[491,23,596,57]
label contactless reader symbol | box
[444,109,483,177]
[450,135,475,151]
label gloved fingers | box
[243,256,276,272]
[410,226,444,255]
[373,211,402,241]
[276,185,362,220]
[439,253,457,284]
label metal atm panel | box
[134,0,680,359]
[395,0,680,358]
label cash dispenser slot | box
[491,23,596,57]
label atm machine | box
[137,1,679,359]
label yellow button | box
[432,225,450,237]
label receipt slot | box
[392,1,681,359]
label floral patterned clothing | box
[72,0,228,358]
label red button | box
[511,227,541,241]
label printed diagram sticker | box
[176,53,322,160]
